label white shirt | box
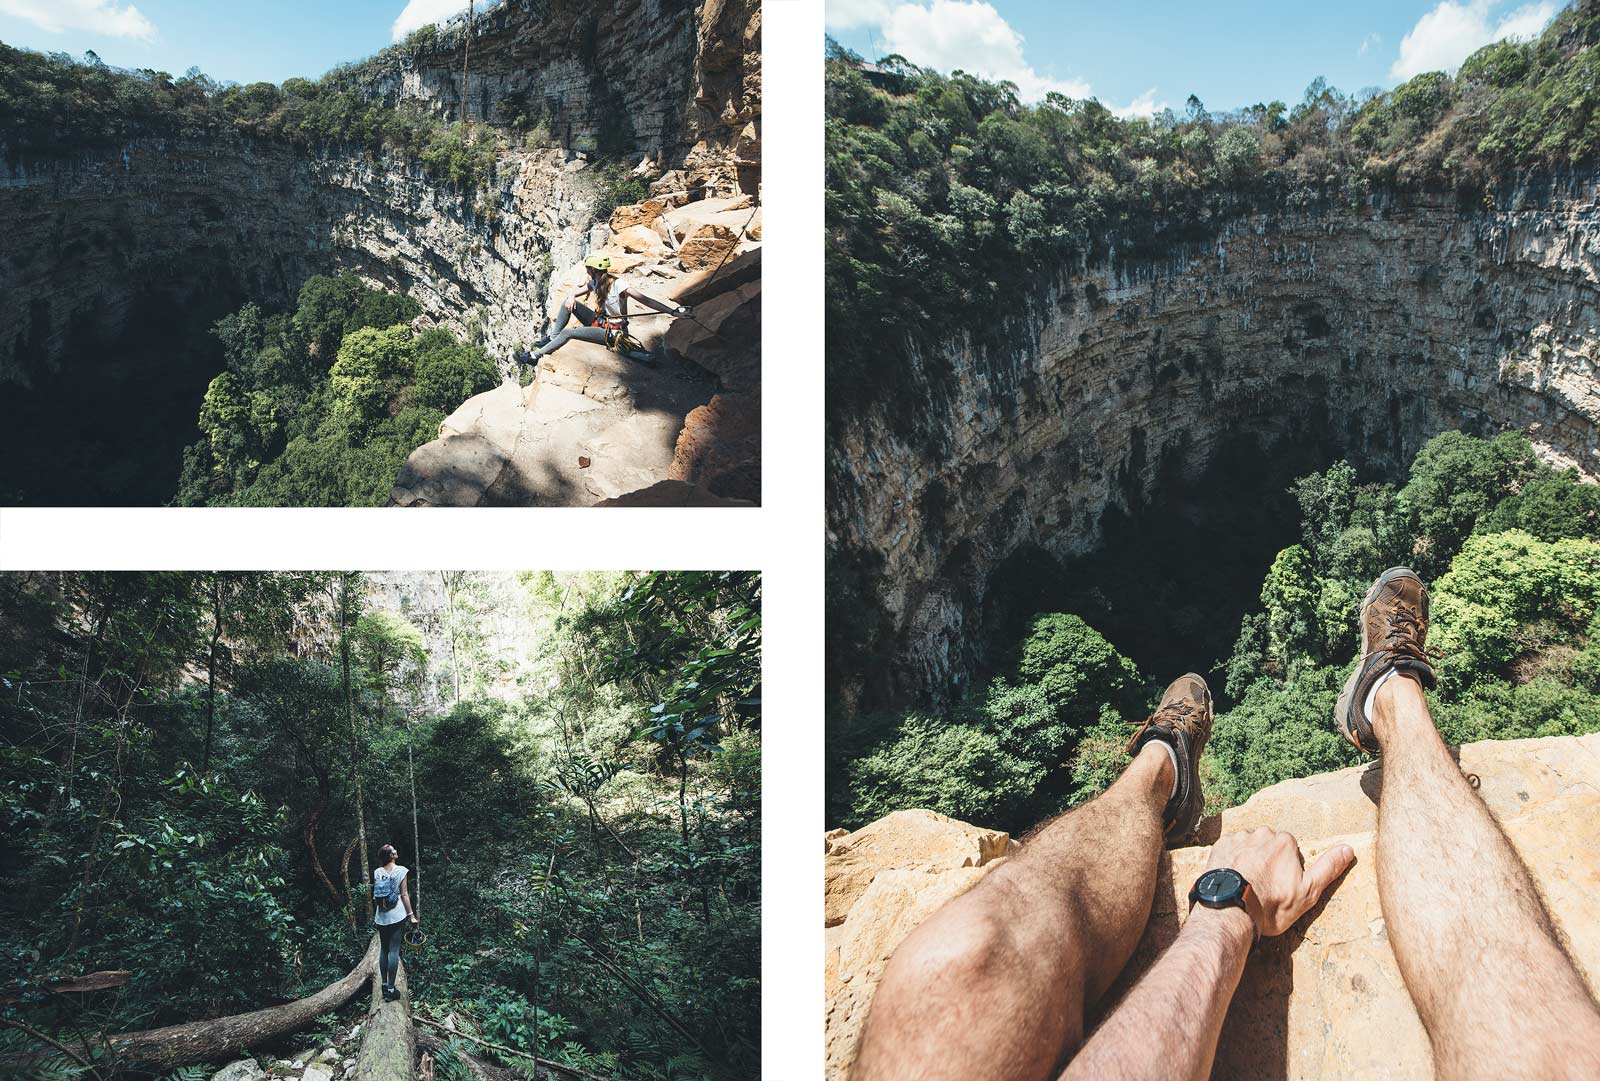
[372,865,409,926]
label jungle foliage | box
[828,432,1600,832]
[825,1,1600,414]
[0,42,505,190]
[0,571,761,1081]
[175,274,497,507]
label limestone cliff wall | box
[350,0,759,186]
[824,734,1600,1080]
[829,175,1600,711]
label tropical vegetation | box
[0,571,761,1080]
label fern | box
[159,1065,210,1081]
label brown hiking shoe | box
[1126,673,1213,845]
[1335,567,1440,753]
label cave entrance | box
[0,278,247,506]
[978,423,1397,709]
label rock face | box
[823,734,1600,1081]
[829,176,1600,711]
[0,0,760,504]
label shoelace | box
[1362,602,1446,666]
[1128,699,1198,738]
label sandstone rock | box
[670,247,762,306]
[213,1060,266,1081]
[823,734,1600,1081]
[610,197,672,232]
[824,808,1017,928]
[593,479,755,507]
[677,224,740,272]
[392,341,713,507]
[670,392,760,503]
[615,224,669,258]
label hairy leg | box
[852,744,1173,1081]
[1373,676,1600,1081]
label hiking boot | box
[1126,673,1214,844]
[1335,567,1440,754]
[383,986,399,1002]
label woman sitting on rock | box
[371,844,417,1001]
[516,254,688,364]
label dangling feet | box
[1125,673,1214,845]
[1334,567,1440,754]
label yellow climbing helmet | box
[584,254,612,272]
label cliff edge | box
[824,733,1600,1080]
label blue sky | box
[0,0,489,84]
[826,0,1564,115]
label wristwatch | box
[1189,867,1259,943]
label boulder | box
[213,1060,266,1081]
[392,341,712,507]
[670,247,761,307]
[677,224,740,272]
[615,225,668,258]
[823,734,1600,1081]
[302,1065,334,1081]
[609,197,673,232]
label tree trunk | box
[341,836,360,931]
[532,850,556,1067]
[339,575,372,922]
[35,938,379,1071]
[304,767,341,907]
[204,575,223,769]
[440,573,462,705]
[355,945,412,1081]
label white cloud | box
[1359,31,1382,56]
[826,0,894,31]
[830,0,1161,108]
[392,0,492,43]
[1113,87,1167,119]
[1389,1,1555,81]
[0,0,154,40]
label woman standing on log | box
[372,844,417,1002]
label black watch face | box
[1196,868,1245,904]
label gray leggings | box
[377,919,404,989]
[532,302,614,359]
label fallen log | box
[41,937,378,1070]
[354,949,413,1081]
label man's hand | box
[409,913,419,925]
[1205,827,1355,938]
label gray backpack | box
[373,870,399,912]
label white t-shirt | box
[372,865,409,926]
[590,276,639,319]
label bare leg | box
[853,744,1173,1081]
[1372,676,1600,1081]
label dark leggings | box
[377,920,404,989]
[531,301,613,359]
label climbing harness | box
[403,711,427,949]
